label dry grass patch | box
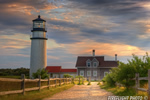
[0,84,74,100]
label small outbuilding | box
[46,66,77,78]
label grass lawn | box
[100,83,148,97]
[0,84,74,100]
[100,84,136,96]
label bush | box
[103,74,115,87]
[63,74,73,78]
[32,68,48,79]
[103,52,150,89]
[75,75,83,78]
[114,62,136,88]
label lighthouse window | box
[33,22,44,28]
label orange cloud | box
[0,33,30,50]
[47,55,59,60]
[62,39,148,56]
[7,2,59,16]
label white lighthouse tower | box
[30,15,47,78]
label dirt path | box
[43,82,114,100]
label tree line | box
[0,67,29,76]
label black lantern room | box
[31,15,47,32]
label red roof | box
[76,56,118,67]
[61,69,77,72]
[46,66,61,73]
[46,66,77,73]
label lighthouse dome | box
[33,15,46,22]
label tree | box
[103,52,150,88]
[32,68,49,79]
[0,68,29,76]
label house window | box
[87,71,91,76]
[93,62,97,67]
[93,71,97,76]
[80,71,84,76]
[87,62,91,67]
[104,72,108,77]
[50,73,53,78]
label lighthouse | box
[30,15,47,78]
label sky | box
[1,0,150,69]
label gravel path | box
[43,82,114,100]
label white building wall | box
[33,31,46,37]
[30,39,47,78]
[53,74,59,78]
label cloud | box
[0,0,61,35]
[62,39,149,56]
[1,0,150,69]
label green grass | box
[91,80,99,82]
[87,82,91,85]
[74,80,88,85]
[0,84,74,100]
[100,83,149,97]
[77,83,84,85]
[97,82,100,85]
[100,84,136,96]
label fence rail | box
[130,69,150,99]
[0,74,72,96]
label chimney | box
[115,54,117,61]
[93,50,95,56]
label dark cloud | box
[0,0,51,9]
[47,28,80,44]
[0,0,56,35]
[48,19,79,28]
[68,0,148,20]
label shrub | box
[103,74,115,87]
[103,53,150,89]
[63,74,73,78]
[32,68,48,79]
[75,75,83,78]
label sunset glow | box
[0,0,150,68]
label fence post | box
[148,69,150,100]
[48,75,50,90]
[73,78,74,84]
[79,77,80,84]
[55,79,57,87]
[38,75,41,91]
[72,78,74,84]
[70,78,71,84]
[88,77,91,85]
[59,79,61,86]
[66,78,67,84]
[21,74,25,95]
[64,78,65,85]
[135,73,139,94]
[82,77,84,84]
[99,76,100,84]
